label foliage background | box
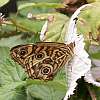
[0,0,100,100]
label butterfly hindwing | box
[10,42,74,80]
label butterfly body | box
[10,42,75,80]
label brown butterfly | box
[10,42,75,80]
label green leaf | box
[91,52,100,59]
[0,82,27,100]
[26,80,66,100]
[10,16,44,33]
[0,0,9,7]
[0,47,9,61]
[0,35,26,47]
[18,2,65,16]
[41,13,69,42]
[0,47,26,85]
[0,46,26,100]
[1,24,16,32]
[18,3,64,11]
[77,3,100,45]
[19,0,61,3]
[26,32,40,43]
[0,57,27,85]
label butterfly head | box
[10,44,33,66]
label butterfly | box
[10,42,75,80]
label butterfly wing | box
[10,44,33,67]
[10,42,74,80]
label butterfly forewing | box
[10,42,75,80]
